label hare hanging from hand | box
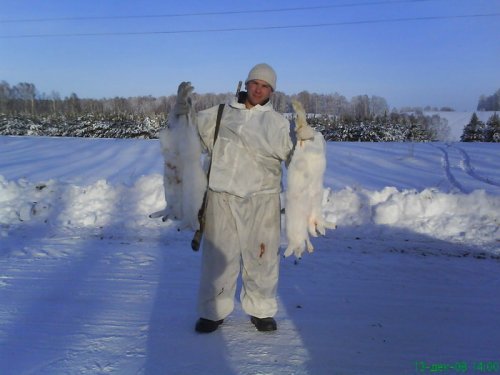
[284,100,336,259]
[150,82,207,230]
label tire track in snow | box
[434,145,469,194]
[452,145,500,187]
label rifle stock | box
[191,190,208,251]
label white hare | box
[284,100,336,258]
[150,82,207,230]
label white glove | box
[296,124,315,141]
[173,81,194,116]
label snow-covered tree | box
[351,95,371,120]
[461,113,485,142]
[484,113,500,142]
[0,81,11,113]
[295,91,313,113]
[12,82,37,113]
[272,91,288,113]
[429,114,450,141]
[370,95,389,117]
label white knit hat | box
[245,63,277,91]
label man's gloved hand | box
[173,81,194,116]
[296,124,315,141]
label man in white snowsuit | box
[175,63,314,333]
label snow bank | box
[2,174,498,254]
[0,174,166,235]
[323,186,499,250]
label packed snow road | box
[1,227,499,374]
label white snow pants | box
[197,190,281,321]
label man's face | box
[245,79,273,108]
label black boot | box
[250,316,277,332]
[195,318,223,333]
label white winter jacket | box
[197,99,293,198]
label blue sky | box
[1,0,499,110]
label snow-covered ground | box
[1,136,499,375]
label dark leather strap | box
[191,103,224,251]
[213,103,224,146]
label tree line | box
[477,89,500,111]
[1,80,497,142]
[1,80,394,119]
[307,111,450,142]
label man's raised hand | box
[173,81,194,116]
